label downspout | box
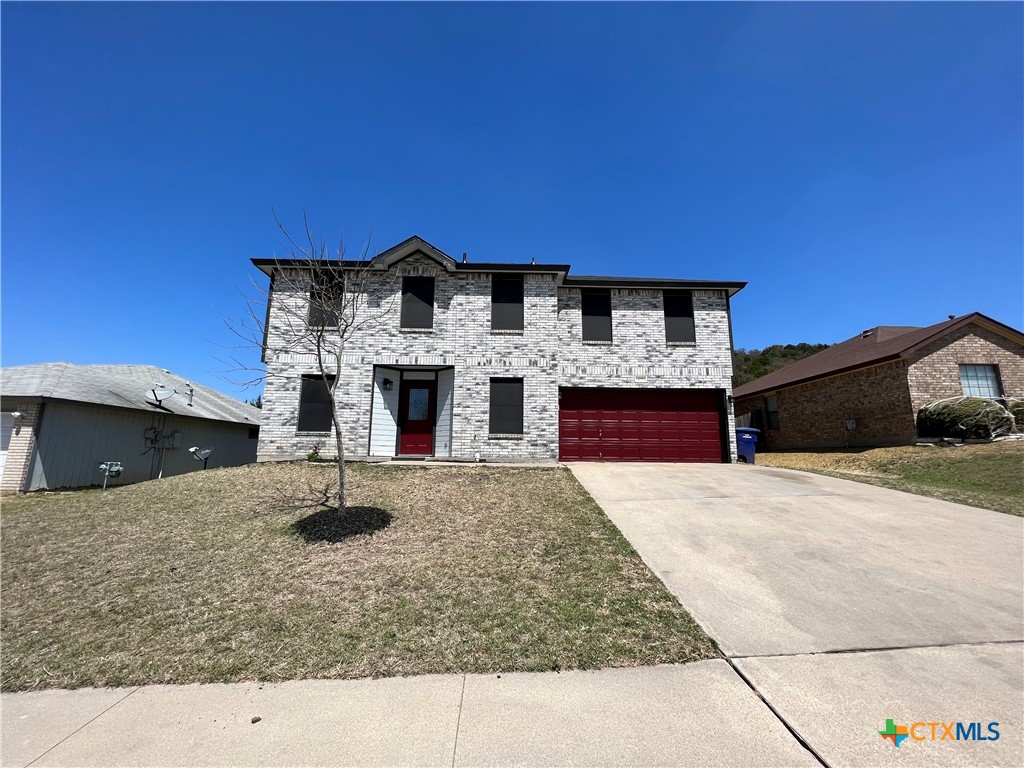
[725,291,738,463]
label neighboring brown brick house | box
[733,313,1024,450]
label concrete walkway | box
[2,662,816,767]
[569,462,1024,768]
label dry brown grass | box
[0,463,716,691]
[756,442,1024,516]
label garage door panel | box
[618,426,642,441]
[559,388,724,463]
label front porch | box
[370,365,455,459]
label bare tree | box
[225,213,398,511]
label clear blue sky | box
[3,2,1021,398]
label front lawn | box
[755,442,1024,516]
[0,463,715,691]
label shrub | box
[1007,400,1024,433]
[917,397,1014,440]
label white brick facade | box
[257,243,740,463]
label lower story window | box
[765,395,780,430]
[489,378,524,435]
[959,365,1002,398]
[298,375,335,432]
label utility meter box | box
[99,461,123,478]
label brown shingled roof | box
[733,312,1024,399]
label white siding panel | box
[435,368,454,457]
[369,367,400,456]
[0,412,13,478]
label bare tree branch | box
[220,213,399,511]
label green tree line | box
[732,343,831,388]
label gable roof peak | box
[373,235,457,270]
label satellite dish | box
[189,446,214,469]
[145,387,175,406]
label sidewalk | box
[2,661,816,767]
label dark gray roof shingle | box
[0,363,261,426]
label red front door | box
[398,379,436,456]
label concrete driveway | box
[569,462,1024,767]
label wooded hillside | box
[732,343,831,388]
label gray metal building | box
[1,364,261,492]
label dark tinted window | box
[765,396,780,430]
[308,276,343,328]
[308,291,340,328]
[491,275,524,331]
[489,378,524,435]
[663,290,695,343]
[401,276,434,329]
[298,375,335,432]
[581,289,612,342]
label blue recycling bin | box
[736,427,760,464]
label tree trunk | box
[336,423,347,510]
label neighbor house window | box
[297,375,335,432]
[489,378,524,435]
[401,276,434,329]
[663,290,695,344]
[581,288,612,342]
[765,395,780,430]
[959,365,1002,398]
[491,274,524,331]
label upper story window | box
[401,276,434,329]
[491,274,524,332]
[581,288,612,343]
[307,276,343,328]
[959,364,1002,398]
[297,375,335,432]
[663,290,695,344]
[308,290,340,328]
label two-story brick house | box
[254,236,746,463]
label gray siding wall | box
[368,367,401,457]
[27,402,258,490]
[258,253,737,462]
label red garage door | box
[559,388,724,463]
